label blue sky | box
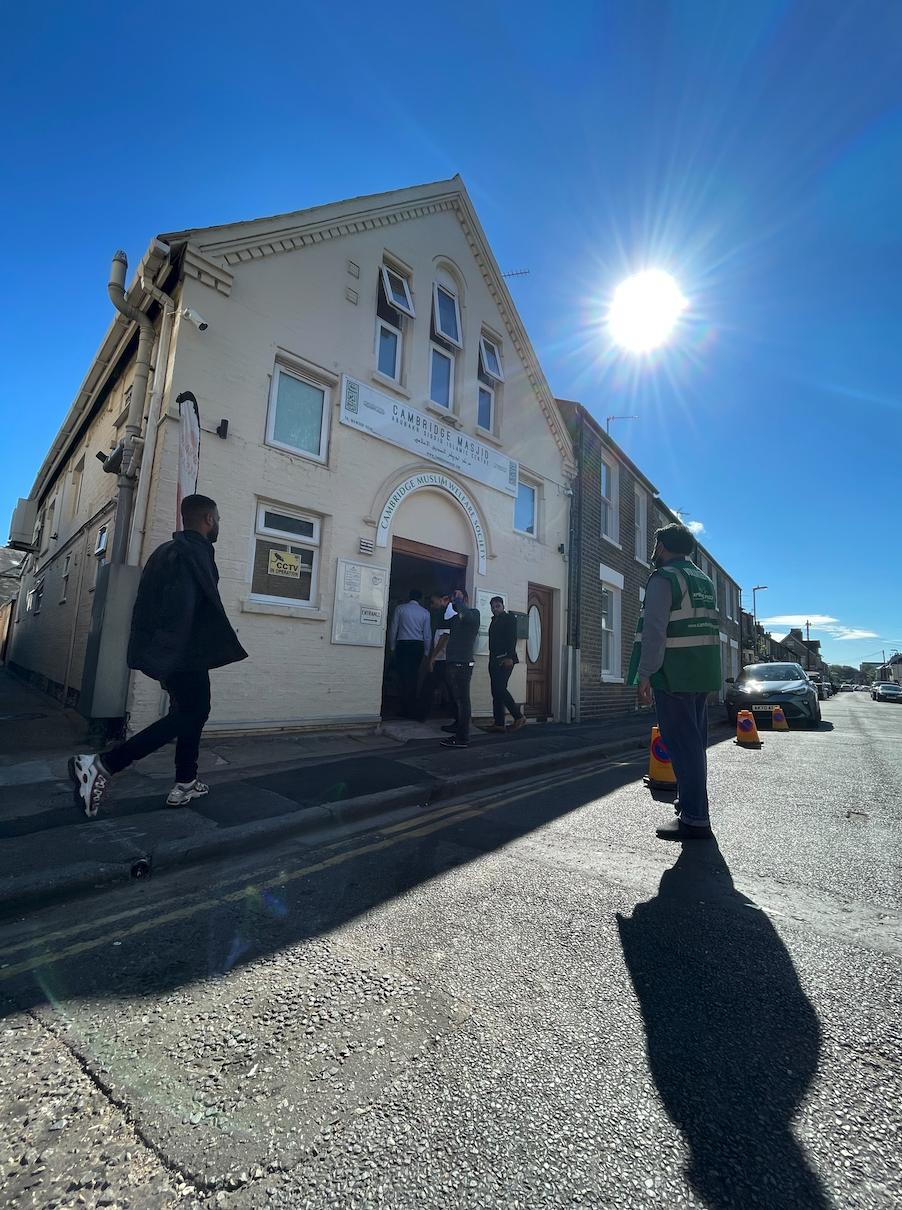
[2,1,900,667]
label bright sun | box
[607,270,688,353]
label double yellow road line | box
[0,753,644,984]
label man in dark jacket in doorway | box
[435,588,480,749]
[69,494,248,816]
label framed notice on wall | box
[475,589,507,657]
[331,558,389,647]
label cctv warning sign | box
[268,549,301,579]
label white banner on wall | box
[340,376,518,498]
[176,391,201,531]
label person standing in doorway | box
[388,588,432,718]
[69,494,248,816]
[415,592,453,723]
[437,588,480,749]
[627,523,722,841]
[485,596,525,733]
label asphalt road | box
[1,692,900,1209]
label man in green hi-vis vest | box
[628,523,722,841]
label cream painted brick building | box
[9,179,575,734]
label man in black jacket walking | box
[486,596,525,733]
[69,494,248,816]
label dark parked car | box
[806,671,828,700]
[725,662,822,728]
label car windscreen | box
[739,665,803,682]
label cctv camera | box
[182,306,209,332]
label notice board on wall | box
[331,558,389,647]
[475,589,507,657]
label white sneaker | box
[166,779,210,807]
[68,754,111,818]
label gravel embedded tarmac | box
[1,693,900,1208]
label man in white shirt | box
[388,589,432,718]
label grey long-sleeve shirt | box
[637,573,673,679]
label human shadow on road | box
[616,843,829,1210]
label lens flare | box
[608,270,688,352]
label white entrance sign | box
[375,472,488,575]
[332,558,389,647]
[341,376,518,497]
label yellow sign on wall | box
[268,549,301,579]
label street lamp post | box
[752,585,768,660]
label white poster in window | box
[475,589,506,657]
[332,558,389,647]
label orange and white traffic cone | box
[735,709,763,747]
[643,725,678,790]
[772,706,790,731]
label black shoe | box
[440,736,469,748]
[656,818,714,841]
[441,724,457,733]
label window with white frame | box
[477,334,503,432]
[599,563,624,679]
[601,585,615,676]
[266,365,330,462]
[432,282,462,348]
[634,485,648,562]
[251,503,320,605]
[514,477,537,536]
[600,457,618,542]
[429,344,454,409]
[375,265,413,382]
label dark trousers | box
[415,661,456,723]
[103,669,211,784]
[393,641,424,718]
[489,662,522,726]
[445,662,473,742]
[654,689,710,825]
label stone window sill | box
[475,425,503,446]
[601,675,625,684]
[241,598,327,621]
[426,401,462,427]
[370,371,410,399]
[602,534,622,551]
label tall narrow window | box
[430,345,454,408]
[477,334,503,432]
[601,586,614,675]
[432,283,462,347]
[70,457,85,519]
[601,458,618,542]
[375,265,412,382]
[514,478,537,536]
[634,485,647,561]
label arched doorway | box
[381,487,476,719]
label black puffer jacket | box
[127,530,248,683]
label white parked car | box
[873,682,902,703]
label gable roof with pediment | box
[160,177,574,472]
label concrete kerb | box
[0,735,648,920]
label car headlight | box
[788,687,810,696]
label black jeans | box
[393,641,425,718]
[490,661,522,726]
[104,669,212,784]
[444,662,473,742]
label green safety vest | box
[627,559,722,692]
